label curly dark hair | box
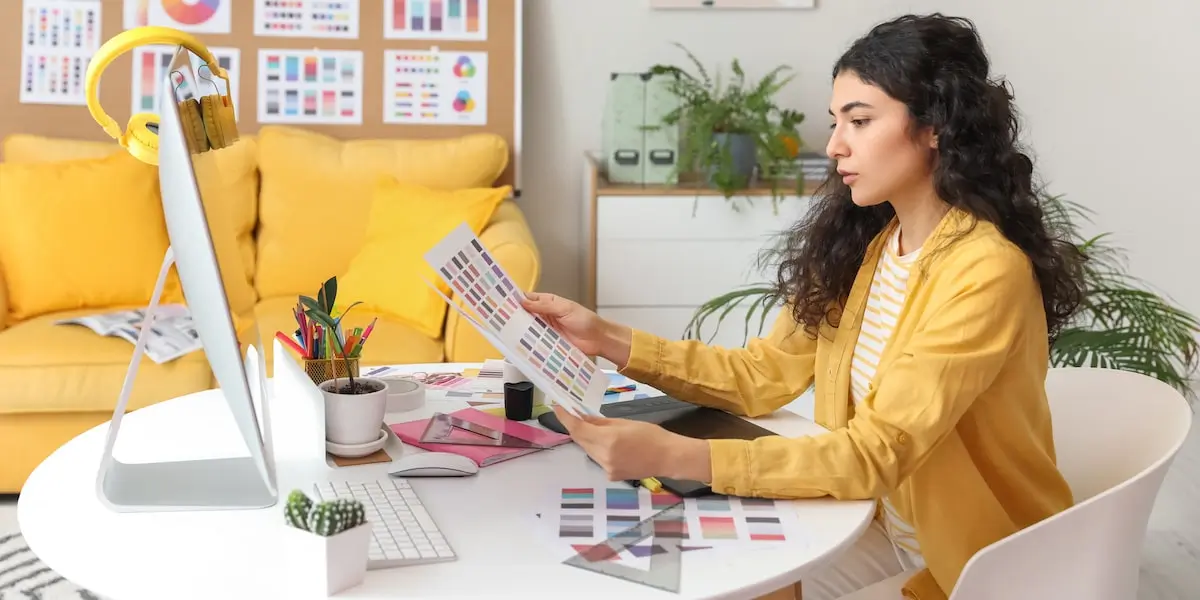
[772,13,1085,342]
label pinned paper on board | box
[384,0,487,41]
[384,49,488,126]
[257,49,364,125]
[254,0,360,38]
[131,45,240,119]
[423,223,609,418]
[123,0,232,33]
[20,0,101,106]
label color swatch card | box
[254,0,359,38]
[539,483,807,564]
[130,45,240,120]
[123,0,232,33]
[20,0,100,105]
[424,223,609,417]
[384,49,488,126]
[384,0,487,40]
[257,49,363,124]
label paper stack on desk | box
[389,408,570,467]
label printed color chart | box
[425,224,609,417]
[384,50,488,126]
[131,45,240,120]
[20,0,101,106]
[123,0,232,33]
[384,0,487,40]
[548,483,805,550]
[257,49,363,124]
[254,0,359,38]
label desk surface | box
[19,362,874,600]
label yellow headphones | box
[85,26,238,165]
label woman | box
[522,13,1086,600]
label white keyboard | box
[312,478,457,569]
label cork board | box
[0,0,522,188]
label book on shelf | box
[55,304,202,364]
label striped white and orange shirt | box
[849,225,927,570]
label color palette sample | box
[254,0,359,38]
[123,0,232,33]
[547,483,806,557]
[384,50,488,126]
[130,45,240,120]
[257,49,363,124]
[384,0,487,40]
[19,0,100,106]
[425,223,609,417]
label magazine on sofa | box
[56,304,202,364]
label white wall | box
[520,0,1200,332]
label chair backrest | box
[948,367,1193,600]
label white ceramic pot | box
[282,521,371,595]
[320,376,388,446]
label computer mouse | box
[388,451,479,477]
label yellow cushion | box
[252,297,445,377]
[0,307,214,414]
[337,180,511,339]
[0,152,170,322]
[254,126,509,300]
[2,134,260,317]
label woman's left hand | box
[552,405,711,482]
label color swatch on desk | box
[385,0,487,40]
[558,513,592,538]
[747,516,787,541]
[699,516,738,540]
[606,487,639,511]
[561,488,594,510]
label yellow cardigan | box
[619,207,1074,599]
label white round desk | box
[19,363,874,600]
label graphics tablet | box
[588,394,780,498]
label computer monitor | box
[96,46,277,512]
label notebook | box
[389,408,571,467]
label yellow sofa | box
[0,126,541,493]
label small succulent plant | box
[284,489,368,537]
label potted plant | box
[647,43,806,210]
[297,276,387,449]
[282,489,371,595]
[682,192,1200,400]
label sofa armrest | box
[443,199,541,362]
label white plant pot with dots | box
[282,494,371,595]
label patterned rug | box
[0,530,100,600]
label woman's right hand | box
[520,292,631,366]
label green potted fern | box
[646,43,806,207]
[683,193,1200,400]
[282,489,371,595]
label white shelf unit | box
[581,153,815,370]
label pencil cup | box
[282,521,371,595]
[304,358,360,387]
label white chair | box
[838,366,1194,600]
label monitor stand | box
[95,246,278,512]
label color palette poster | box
[19,0,100,105]
[424,223,609,417]
[254,0,360,39]
[130,45,240,120]
[384,49,488,126]
[256,49,363,125]
[384,0,487,41]
[123,0,232,34]
[543,484,806,563]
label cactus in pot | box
[284,489,368,536]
